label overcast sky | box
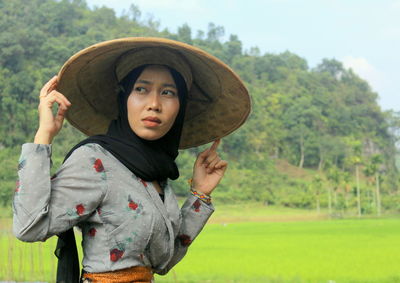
[86,0,400,112]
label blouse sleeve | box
[160,194,214,274]
[13,143,108,242]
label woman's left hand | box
[192,139,228,195]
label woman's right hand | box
[34,76,72,144]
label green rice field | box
[1,204,399,283]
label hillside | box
[0,0,399,214]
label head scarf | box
[64,64,188,181]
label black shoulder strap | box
[54,145,85,283]
[54,228,80,283]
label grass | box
[208,202,329,223]
[156,218,400,283]
[0,233,58,280]
[1,204,400,283]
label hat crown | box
[115,47,193,91]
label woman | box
[13,38,250,282]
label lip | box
[142,116,161,127]
[143,116,161,123]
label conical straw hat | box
[57,37,251,149]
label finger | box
[42,95,69,113]
[40,91,60,106]
[42,91,71,108]
[44,76,58,89]
[198,150,219,169]
[215,160,228,170]
[207,160,228,175]
[55,106,67,125]
[195,148,211,167]
[195,140,220,167]
[209,160,228,175]
[48,81,58,93]
[40,76,58,96]
[207,156,221,172]
[53,91,72,106]
[203,151,218,167]
[209,139,221,153]
[215,160,228,176]
[56,99,70,112]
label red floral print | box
[88,228,97,237]
[97,207,102,215]
[110,248,124,262]
[129,200,138,210]
[76,204,85,216]
[178,234,192,246]
[15,180,20,192]
[93,159,104,172]
[192,199,201,212]
[139,179,148,187]
[128,195,140,211]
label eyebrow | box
[136,79,177,89]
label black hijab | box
[64,64,188,181]
[55,65,188,282]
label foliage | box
[0,0,399,213]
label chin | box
[141,135,162,141]
[135,130,167,141]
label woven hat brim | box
[57,37,251,149]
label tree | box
[177,23,192,44]
[282,94,320,168]
[342,171,352,210]
[364,154,384,216]
[129,3,141,22]
[346,139,363,217]
[0,0,399,209]
[327,166,341,213]
[224,34,242,63]
[311,175,323,214]
[315,58,346,80]
[206,22,224,42]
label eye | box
[162,90,177,96]
[134,86,146,94]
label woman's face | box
[127,65,180,140]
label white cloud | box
[341,56,387,92]
[341,56,400,111]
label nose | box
[147,91,161,112]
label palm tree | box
[312,175,323,214]
[364,154,383,216]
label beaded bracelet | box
[190,188,212,204]
[188,178,212,204]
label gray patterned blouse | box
[13,143,214,275]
